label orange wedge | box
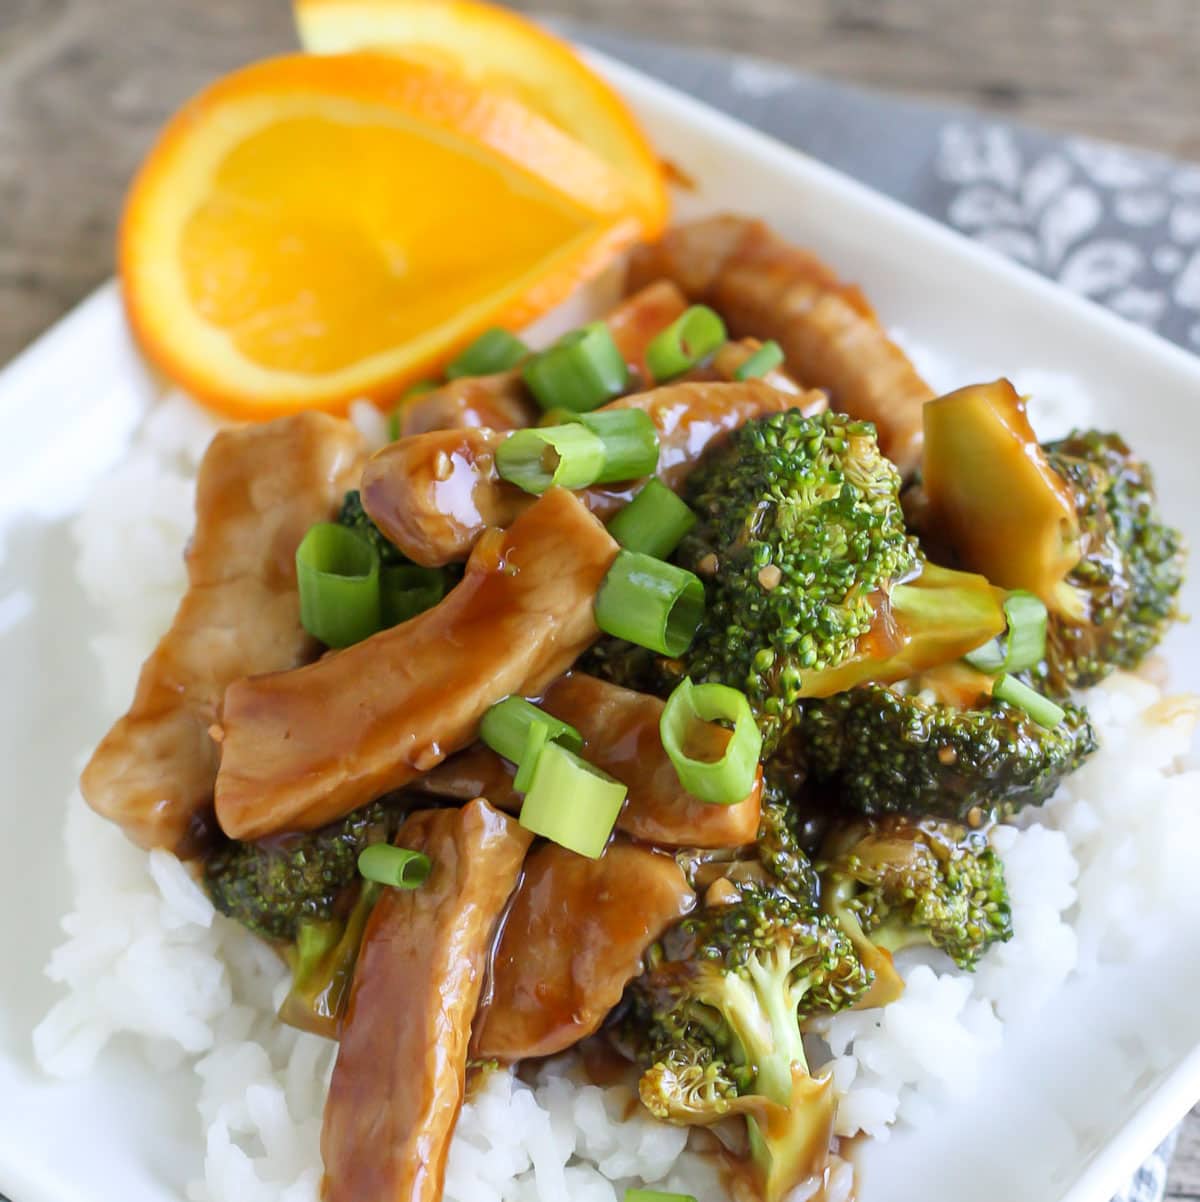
[293,0,668,237]
[120,52,644,419]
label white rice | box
[33,386,1200,1202]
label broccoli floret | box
[675,410,919,743]
[625,887,869,1202]
[672,784,820,906]
[588,412,1008,738]
[756,784,820,902]
[338,489,405,565]
[204,801,398,942]
[817,816,1012,971]
[1041,430,1184,690]
[792,683,1096,823]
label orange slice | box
[120,52,643,419]
[293,0,667,237]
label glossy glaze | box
[400,371,538,436]
[360,427,525,567]
[321,800,532,1202]
[543,673,763,845]
[922,378,1081,598]
[214,489,619,839]
[628,214,933,476]
[363,376,811,565]
[591,377,821,515]
[79,412,363,854]
[397,281,688,438]
[604,278,688,384]
[418,673,763,847]
[472,840,694,1061]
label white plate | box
[3,49,1200,1202]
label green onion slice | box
[496,424,607,495]
[357,844,432,889]
[965,590,1048,675]
[565,408,660,483]
[480,696,583,765]
[733,339,784,380]
[381,564,447,626]
[512,720,551,793]
[523,322,629,413]
[660,678,763,804]
[446,328,529,379]
[607,479,697,559]
[296,523,381,649]
[624,1192,698,1202]
[645,305,727,381]
[993,674,1065,728]
[518,742,627,858]
[594,550,704,656]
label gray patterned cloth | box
[565,24,1191,1202]
[575,26,1200,357]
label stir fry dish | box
[79,214,1186,1202]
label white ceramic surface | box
[3,49,1200,1202]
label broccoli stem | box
[278,881,381,1038]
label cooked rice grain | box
[33,391,1200,1202]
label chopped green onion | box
[381,564,447,625]
[296,523,381,649]
[607,479,697,559]
[357,844,432,889]
[733,339,784,380]
[523,322,628,413]
[446,328,529,379]
[645,305,726,381]
[389,380,439,440]
[565,409,660,483]
[537,406,577,428]
[512,720,551,793]
[480,696,583,764]
[624,1192,697,1202]
[659,678,762,804]
[993,674,1065,728]
[518,742,627,858]
[965,590,1048,675]
[496,424,607,494]
[594,550,704,656]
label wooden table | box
[2,0,1199,1196]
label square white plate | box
[3,49,1200,1202]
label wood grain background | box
[2,0,1199,1196]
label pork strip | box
[419,673,763,848]
[595,376,822,502]
[399,281,688,438]
[605,278,688,383]
[80,412,364,854]
[627,214,934,475]
[360,427,517,568]
[363,379,814,566]
[400,372,537,437]
[322,800,533,1202]
[707,338,820,405]
[214,488,619,839]
[472,840,694,1062]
